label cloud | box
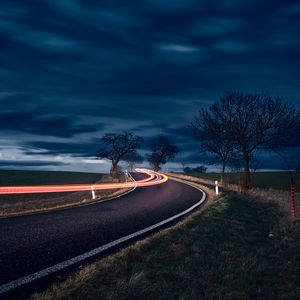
[0,0,299,171]
[159,44,199,53]
[280,3,300,16]
[192,18,245,37]
[145,0,197,12]
[0,109,104,138]
[213,41,255,53]
[0,145,107,172]
[0,160,65,167]
[23,140,100,157]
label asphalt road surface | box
[0,173,205,297]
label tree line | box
[96,132,178,175]
[97,91,299,190]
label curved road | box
[0,172,205,297]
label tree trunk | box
[242,152,251,191]
[220,161,226,186]
[111,161,119,178]
[154,163,160,172]
[128,162,134,172]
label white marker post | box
[125,170,128,182]
[91,186,96,200]
[215,180,219,195]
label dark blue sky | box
[0,0,299,172]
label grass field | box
[0,169,104,186]
[181,171,300,191]
[0,169,130,217]
[30,180,300,300]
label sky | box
[0,0,299,173]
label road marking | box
[0,178,206,295]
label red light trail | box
[0,169,168,195]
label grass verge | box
[30,179,300,300]
[178,171,300,191]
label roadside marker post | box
[215,180,219,195]
[291,184,297,217]
[91,186,96,200]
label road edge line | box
[0,178,205,295]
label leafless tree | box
[210,91,299,190]
[190,107,237,185]
[123,151,143,171]
[177,150,187,172]
[148,135,179,171]
[97,131,143,177]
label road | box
[0,171,206,297]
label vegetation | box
[180,171,300,191]
[2,94,299,298]
[183,165,207,173]
[123,151,144,171]
[31,179,300,300]
[147,135,178,171]
[190,104,236,185]
[96,131,143,176]
[191,91,299,190]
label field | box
[0,170,130,217]
[181,171,300,191]
[30,177,300,300]
[0,169,104,186]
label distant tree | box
[190,106,237,185]
[184,165,207,173]
[183,166,192,173]
[123,151,143,171]
[193,165,208,173]
[207,91,299,190]
[148,135,179,171]
[97,131,143,177]
[177,150,187,172]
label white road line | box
[0,178,206,295]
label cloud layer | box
[0,0,299,171]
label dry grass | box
[176,171,300,191]
[30,180,216,300]
[168,172,299,223]
[29,175,300,300]
[166,172,215,188]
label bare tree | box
[97,131,143,176]
[211,91,299,190]
[190,107,237,185]
[148,135,179,171]
[123,151,143,171]
[177,150,187,172]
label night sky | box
[0,0,299,173]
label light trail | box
[0,169,168,195]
